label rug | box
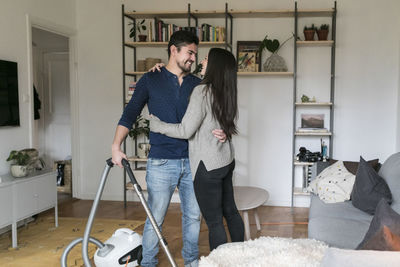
[0,216,144,267]
[199,236,328,267]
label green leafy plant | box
[259,34,295,55]
[129,19,147,38]
[7,150,30,166]
[129,115,150,142]
[303,24,317,31]
[301,94,310,103]
[319,24,329,30]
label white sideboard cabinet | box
[0,169,58,248]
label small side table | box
[233,186,269,240]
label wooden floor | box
[55,193,309,266]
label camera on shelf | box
[296,147,322,162]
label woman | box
[149,48,244,250]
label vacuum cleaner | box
[61,158,177,267]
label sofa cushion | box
[308,216,370,249]
[321,247,400,267]
[309,195,372,222]
[357,199,400,249]
[379,152,400,213]
[308,195,372,248]
[351,156,392,215]
[359,225,400,251]
[324,158,380,175]
[308,161,355,203]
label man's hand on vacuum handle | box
[111,125,129,168]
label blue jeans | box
[140,158,201,267]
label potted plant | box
[129,19,147,42]
[129,115,150,158]
[259,34,293,72]
[7,150,31,177]
[317,24,329,41]
[6,149,45,177]
[303,24,317,41]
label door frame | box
[26,14,81,198]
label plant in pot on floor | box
[129,19,147,42]
[316,24,329,40]
[303,24,317,41]
[259,34,293,72]
[129,115,150,158]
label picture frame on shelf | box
[236,41,262,72]
[301,114,325,129]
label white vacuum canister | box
[94,228,142,267]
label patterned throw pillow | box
[308,161,355,203]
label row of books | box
[146,20,225,42]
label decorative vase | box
[317,29,329,40]
[303,30,315,41]
[263,53,288,72]
[11,165,28,178]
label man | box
[111,30,225,267]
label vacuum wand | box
[122,159,177,267]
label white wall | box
[397,40,400,152]
[72,0,400,207]
[0,0,76,174]
[1,0,399,207]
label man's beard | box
[177,60,193,73]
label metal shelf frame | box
[291,1,337,208]
[121,3,233,206]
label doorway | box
[31,27,72,200]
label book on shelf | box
[147,19,225,42]
[297,128,328,133]
[201,24,225,42]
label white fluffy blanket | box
[199,237,328,267]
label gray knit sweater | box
[149,84,234,174]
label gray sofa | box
[308,152,400,249]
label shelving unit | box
[291,1,337,207]
[121,2,337,208]
[121,3,234,205]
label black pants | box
[194,160,244,251]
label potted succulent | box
[317,24,329,41]
[129,115,150,158]
[129,19,147,42]
[7,150,31,177]
[303,24,317,41]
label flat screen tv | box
[0,60,20,127]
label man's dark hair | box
[167,30,199,58]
